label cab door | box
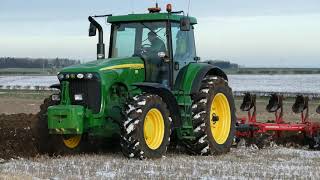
[171,23,197,84]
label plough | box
[236,93,320,149]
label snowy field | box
[0,76,58,90]
[228,74,320,94]
[1,146,320,179]
[1,74,320,93]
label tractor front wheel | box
[121,93,171,159]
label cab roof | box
[107,13,197,24]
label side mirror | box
[89,23,97,37]
[180,17,191,31]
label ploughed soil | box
[0,92,319,160]
[0,114,38,159]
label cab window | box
[171,23,196,64]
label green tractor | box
[35,4,236,159]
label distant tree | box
[205,60,239,69]
[0,57,80,69]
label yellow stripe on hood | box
[100,64,144,71]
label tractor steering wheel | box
[140,44,152,54]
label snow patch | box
[208,76,218,80]
[200,99,207,104]
[137,100,146,106]
[194,111,206,119]
[124,118,133,127]
[126,124,135,134]
[134,142,140,147]
[198,135,207,144]
[96,171,116,178]
[201,88,209,93]
[194,123,205,133]
[201,146,209,154]
[133,96,139,101]
[126,105,135,114]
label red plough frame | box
[236,93,320,148]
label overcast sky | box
[0,0,319,67]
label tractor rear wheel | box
[121,93,171,159]
[186,75,236,155]
[33,97,87,155]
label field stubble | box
[1,147,320,179]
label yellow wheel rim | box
[210,93,231,144]
[63,135,81,149]
[144,108,165,150]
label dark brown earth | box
[0,114,38,159]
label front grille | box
[69,79,101,113]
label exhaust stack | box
[88,16,105,59]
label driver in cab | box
[146,31,166,58]
[143,31,168,85]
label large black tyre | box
[121,93,171,159]
[33,96,87,155]
[185,75,236,155]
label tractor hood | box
[60,57,144,73]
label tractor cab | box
[89,4,198,88]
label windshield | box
[110,22,167,58]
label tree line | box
[206,60,239,69]
[0,57,80,68]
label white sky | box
[0,0,319,67]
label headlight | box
[65,74,70,79]
[77,73,84,79]
[51,94,60,101]
[86,73,93,79]
[57,74,64,80]
[74,94,83,101]
[70,74,76,79]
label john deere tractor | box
[35,4,236,159]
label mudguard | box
[132,83,182,128]
[174,63,228,95]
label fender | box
[132,82,182,128]
[174,63,228,95]
[191,64,228,94]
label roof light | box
[148,2,161,13]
